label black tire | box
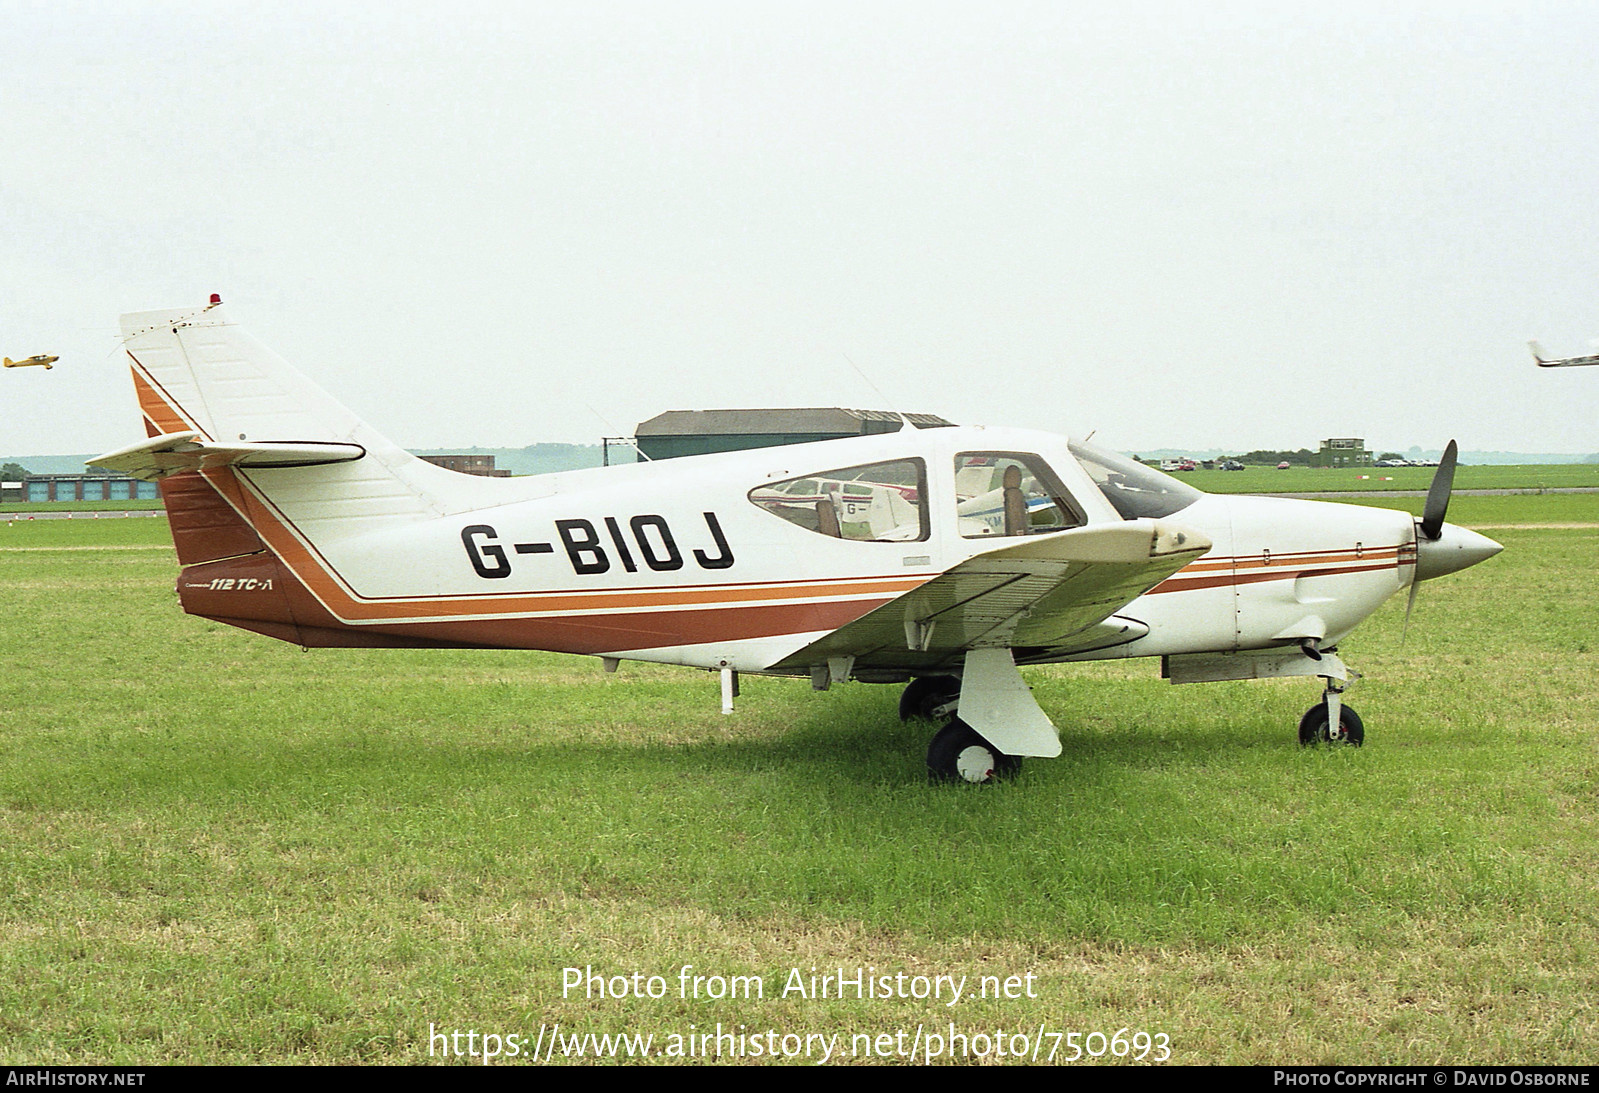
[1298,703,1365,746]
[927,719,1022,784]
[899,675,960,721]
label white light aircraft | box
[1529,340,1599,368]
[91,302,1503,783]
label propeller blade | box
[1401,574,1420,646]
[1419,440,1458,541]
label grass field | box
[0,501,164,513]
[1179,462,1599,495]
[0,495,1595,1065]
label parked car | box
[1219,459,1245,471]
[1276,461,1291,470]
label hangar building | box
[634,408,953,462]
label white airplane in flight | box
[1529,340,1599,368]
[92,301,1502,783]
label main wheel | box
[927,719,1022,784]
[899,675,960,721]
[1298,703,1365,746]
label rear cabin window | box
[748,459,928,542]
[954,452,1085,538]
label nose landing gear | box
[1299,671,1364,746]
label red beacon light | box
[209,293,222,305]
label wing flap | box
[89,431,366,481]
[770,519,1209,671]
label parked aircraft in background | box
[92,302,1501,783]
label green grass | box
[1,515,173,547]
[1186,462,1599,494]
[0,500,163,513]
[0,508,1595,1064]
[1328,492,1599,526]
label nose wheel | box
[1290,654,1365,746]
[1299,676,1364,746]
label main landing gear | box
[900,669,1029,785]
[898,674,959,722]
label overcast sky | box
[2,1,1595,458]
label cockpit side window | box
[954,452,1085,538]
[1068,441,1201,520]
[748,459,928,542]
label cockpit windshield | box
[1069,441,1202,520]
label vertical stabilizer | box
[119,303,460,543]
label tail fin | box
[113,302,475,546]
[1529,339,1550,364]
[120,301,409,464]
[95,302,549,650]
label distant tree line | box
[1,462,31,479]
[1129,450,1321,466]
[1235,449,1317,466]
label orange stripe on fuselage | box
[1174,545,1403,575]
[1148,555,1407,595]
[197,466,932,625]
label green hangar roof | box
[634,408,954,461]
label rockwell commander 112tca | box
[91,300,1502,783]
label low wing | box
[90,431,365,480]
[771,518,1210,673]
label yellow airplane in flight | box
[3,354,57,369]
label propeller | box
[1403,440,1458,642]
[1418,439,1458,542]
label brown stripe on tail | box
[159,471,268,566]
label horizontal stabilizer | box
[89,431,365,481]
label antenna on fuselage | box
[577,397,652,461]
[841,352,920,432]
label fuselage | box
[171,424,1445,676]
